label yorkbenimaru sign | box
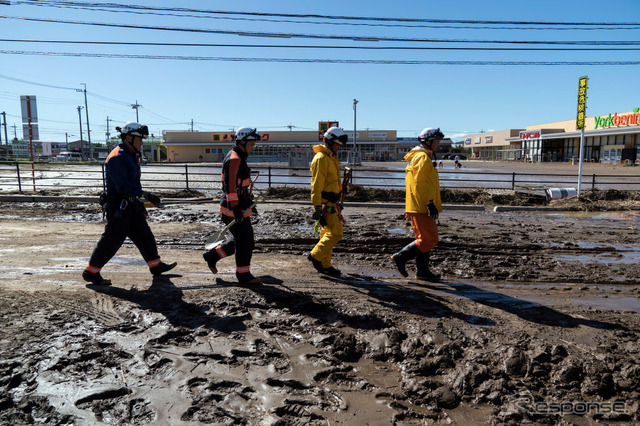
[594,108,640,129]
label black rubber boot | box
[415,251,441,282]
[236,272,261,285]
[322,266,342,277]
[82,269,112,286]
[307,254,325,274]
[203,250,220,274]
[391,242,420,278]
[150,261,177,276]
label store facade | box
[464,109,640,163]
[163,129,398,163]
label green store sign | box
[594,108,640,129]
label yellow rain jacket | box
[310,144,342,207]
[404,146,442,213]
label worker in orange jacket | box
[391,127,444,282]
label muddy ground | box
[1,189,639,425]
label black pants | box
[216,215,254,271]
[88,201,159,269]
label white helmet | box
[234,127,261,142]
[117,121,149,138]
[323,126,348,145]
[419,127,444,142]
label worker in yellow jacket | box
[308,126,348,277]
[391,127,444,282]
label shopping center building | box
[163,128,405,163]
[464,108,640,163]
[163,119,456,164]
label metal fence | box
[1,161,640,195]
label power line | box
[10,1,640,27]
[9,1,640,31]
[3,16,640,45]
[0,72,77,90]
[2,38,639,51]
[2,50,638,65]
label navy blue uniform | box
[85,143,162,275]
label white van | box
[55,152,83,162]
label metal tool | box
[204,202,257,250]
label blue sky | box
[0,0,638,143]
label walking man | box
[203,127,261,285]
[83,122,176,285]
[391,127,444,282]
[308,126,348,277]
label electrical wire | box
[9,1,640,27]
[1,39,639,51]
[1,50,638,65]
[2,15,640,45]
[9,1,640,31]
[0,72,77,90]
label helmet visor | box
[329,134,348,145]
[238,128,261,142]
[130,125,149,138]
[245,128,261,141]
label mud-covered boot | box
[203,250,221,274]
[150,261,177,276]
[82,269,112,286]
[322,266,342,277]
[307,253,325,274]
[415,251,441,282]
[391,242,420,278]
[236,272,261,285]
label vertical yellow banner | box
[576,76,588,130]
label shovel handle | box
[204,202,257,250]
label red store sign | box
[519,130,541,140]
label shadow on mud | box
[323,274,496,327]
[87,275,248,332]
[428,281,626,330]
[215,274,391,331]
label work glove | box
[427,200,439,220]
[233,205,244,223]
[312,205,327,227]
[144,192,161,206]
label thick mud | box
[1,194,639,424]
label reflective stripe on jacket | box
[220,146,253,217]
[310,144,342,207]
[404,146,442,214]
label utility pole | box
[353,98,359,165]
[12,123,17,140]
[0,112,2,145]
[77,83,92,159]
[286,124,294,131]
[1,111,7,145]
[77,106,84,158]
[131,100,141,122]
[65,133,73,147]
[106,116,111,147]
[190,119,194,132]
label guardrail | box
[1,161,640,194]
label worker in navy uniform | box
[82,122,177,285]
[203,127,261,285]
